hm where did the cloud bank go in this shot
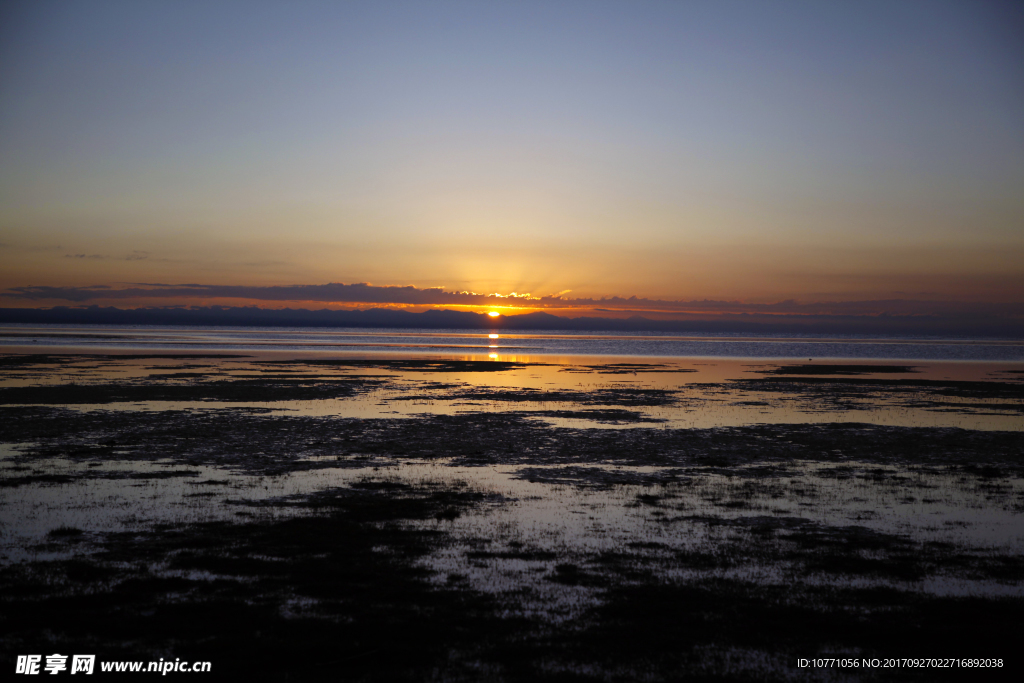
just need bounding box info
[5,282,1023,319]
[2,304,1022,338]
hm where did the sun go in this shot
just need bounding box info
[487,311,500,317]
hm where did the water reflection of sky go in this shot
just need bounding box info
[4,353,1022,431]
[3,324,1024,361]
[3,450,1022,615]
[2,345,1022,616]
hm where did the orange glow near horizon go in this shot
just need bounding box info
[1,4,1022,320]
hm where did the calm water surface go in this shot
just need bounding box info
[3,323,1024,361]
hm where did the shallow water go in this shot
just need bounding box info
[2,345,1022,677]
[4,352,1021,430]
[3,446,1022,616]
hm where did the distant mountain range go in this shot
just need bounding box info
[1,305,1022,338]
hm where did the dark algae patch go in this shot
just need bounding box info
[518,408,668,423]
[256,358,549,372]
[3,406,1024,476]
[0,484,530,682]
[730,371,1024,416]
[764,363,920,375]
[0,353,250,367]
[4,478,1020,681]
[554,582,1022,680]
[738,375,1024,396]
[390,385,682,406]
[560,362,698,374]
[0,377,387,405]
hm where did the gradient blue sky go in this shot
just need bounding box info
[1,0,1022,312]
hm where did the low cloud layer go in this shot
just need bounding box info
[61,251,151,261]
[5,282,1023,319]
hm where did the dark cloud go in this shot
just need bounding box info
[3,281,1022,319]
[57,251,157,262]
[5,282,497,305]
[62,252,150,261]
[1,244,65,251]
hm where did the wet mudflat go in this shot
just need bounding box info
[1,353,1023,680]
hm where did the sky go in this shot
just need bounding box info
[1,0,1022,319]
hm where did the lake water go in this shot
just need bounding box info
[2,323,1024,361]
